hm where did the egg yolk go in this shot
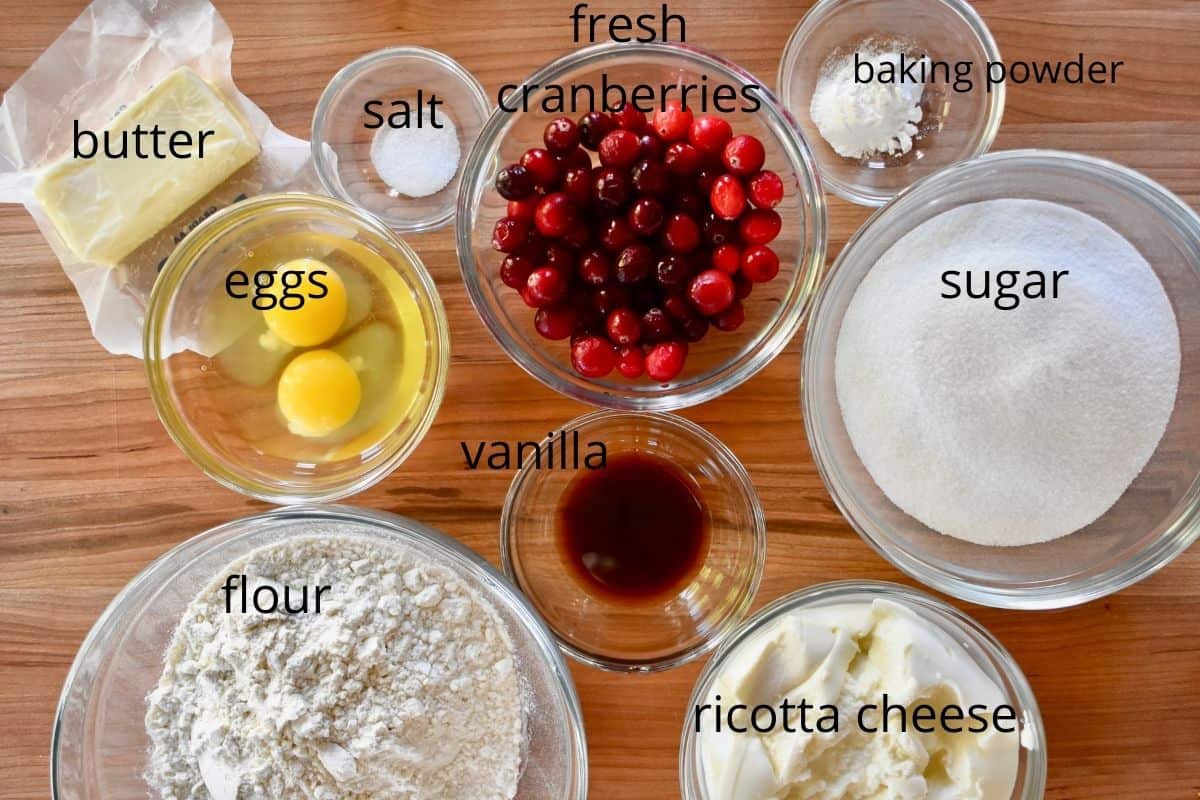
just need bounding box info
[262,258,348,347]
[277,349,362,438]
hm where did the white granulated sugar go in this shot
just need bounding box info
[145,534,524,799]
[809,51,927,159]
[370,111,461,198]
[835,199,1180,546]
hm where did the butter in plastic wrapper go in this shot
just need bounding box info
[0,0,313,357]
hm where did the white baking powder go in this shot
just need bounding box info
[835,199,1180,546]
[810,50,927,159]
[145,534,524,799]
[370,111,460,198]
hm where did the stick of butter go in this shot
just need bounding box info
[34,67,260,265]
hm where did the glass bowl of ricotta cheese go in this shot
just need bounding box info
[680,581,1046,800]
[51,506,588,800]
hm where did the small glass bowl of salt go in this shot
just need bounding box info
[777,0,1004,206]
[313,47,491,233]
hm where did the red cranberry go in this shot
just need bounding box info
[740,244,780,282]
[695,167,720,193]
[651,99,693,141]
[712,301,745,331]
[598,129,641,168]
[544,117,580,155]
[656,254,694,287]
[579,249,612,285]
[535,306,577,340]
[710,174,747,220]
[663,213,701,253]
[703,212,736,246]
[561,167,592,205]
[639,133,666,160]
[672,190,704,218]
[712,243,741,274]
[646,341,687,382]
[688,269,735,315]
[678,313,710,342]
[612,102,647,132]
[628,197,666,235]
[519,232,548,264]
[688,115,733,157]
[631,159,671,197]
[578,111,616,150]
[545,243,576,272]
[561,219,592,249]
[495,164,536,200]
[592,285,631,315]
[571,335,617,378]
[734,272,753,299]
[521,285,540,308]
[748,170,784,209]
[556,147,592,173]
[722,134,766,175]
[520,148,561,187]
[534,192,577,238]
[492,216,530,253]
[606,308,642,346]
[592,167,631,212]
[640,307,677,342]
[617,345,645,378]
[739,208,782,244]
[630,282,659,311]
[615,243,654,284]
[499,254,535,289]
[526,267,569,307]
[663,292,696,321]
[598,216,637,251]
[664,142,704,176]
[507,198,537,222]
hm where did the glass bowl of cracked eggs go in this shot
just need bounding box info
[52,506,588,800]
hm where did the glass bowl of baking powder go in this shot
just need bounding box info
[51,505,588,799]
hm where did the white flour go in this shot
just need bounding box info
[145,534,524,799]
[810,50,927,159]
[835,199,1180,546]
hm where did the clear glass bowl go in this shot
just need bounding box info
[457,42,827,411]
[679,581,1046,799]
[51,505,588,800]
[144,193,449,504]
[778,0,1004,206]
[501,411,766,672]
[803,150,1200,608]
[313,47,491,233]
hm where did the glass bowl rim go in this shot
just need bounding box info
[776,0,1006,207]
[801,148,1200,609]
[499,409,767,672]
[143,191,451,505]
[311,45,492,234]
[456,40,828,411]
[50,504,589,799]
[677,579,1048,800]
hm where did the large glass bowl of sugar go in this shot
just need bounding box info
[802,150,1200,609]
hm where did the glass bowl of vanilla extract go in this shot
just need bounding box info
[500,410,766,672]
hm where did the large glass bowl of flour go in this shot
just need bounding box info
[51,506,588,799]
[803,150,1200,609]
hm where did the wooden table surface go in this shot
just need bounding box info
[2,1,1199,798]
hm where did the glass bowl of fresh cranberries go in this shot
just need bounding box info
[456,42,827,410]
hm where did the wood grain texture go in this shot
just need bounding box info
[1,1,1199,798]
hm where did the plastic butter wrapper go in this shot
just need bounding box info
[0,0,313,357]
